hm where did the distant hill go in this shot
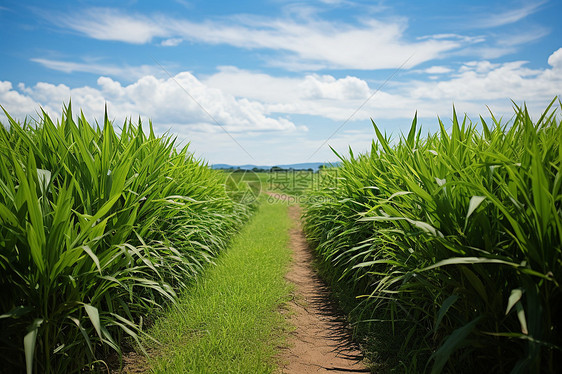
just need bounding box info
[211,162,339,171]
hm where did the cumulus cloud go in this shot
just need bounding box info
[205,66,424,121]
[299,75,370,100]
[0,82,43,119]
[205,48,562,121]
[0,72,298,134]
[410,53,562,105]
[3,48,561,164]
[548,47,562,69]
[13,47,559,130]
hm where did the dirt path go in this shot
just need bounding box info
[279,204,369,373]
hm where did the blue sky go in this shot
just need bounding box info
[1,0,561,165]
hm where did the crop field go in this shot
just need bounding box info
[0,106,253,373]
[1,99,560,374]
[302,100,562,373]
[223,169,263,203]
[265,169,338,198]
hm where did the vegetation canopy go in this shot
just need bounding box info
[0,105,253,373]
[302,99,562,373]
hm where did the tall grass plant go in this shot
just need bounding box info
[0,105,252,373]
[303,99,562,373]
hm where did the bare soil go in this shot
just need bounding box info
[278,204,369,373]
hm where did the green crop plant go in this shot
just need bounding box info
[0,104,252,373]
[303,99,561,373]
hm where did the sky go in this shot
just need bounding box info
[1,0,561,165]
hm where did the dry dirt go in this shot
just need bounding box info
[278,204,369,374]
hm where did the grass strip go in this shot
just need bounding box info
[146,198,292,373]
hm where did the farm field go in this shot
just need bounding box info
[302,100,562,373]
[0,107,254,373]
[2,1,561,373]
[1,100,561,373]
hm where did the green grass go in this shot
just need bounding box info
[146,197,292,374]
[223,169,263,203]
[302,99,562,373]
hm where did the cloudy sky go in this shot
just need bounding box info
[1,0,561,165]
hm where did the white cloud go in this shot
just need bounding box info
[472,1,546,28]
[0,82,43,119]
[424,66,453,74]
[11,47,560,131]
[548,47,562,69]
[57,8,166,44]
[31,58,162,81]
[50,7,464,70]
[205,48,562,122]
[300,75,370,100]
[496,27,550,47]
[161,38,183,47]
[171,16,461,70]
[204,67,391,121]
[4,48,562,164]
[452,27,550,60]
[204,66,301,103]
[318,0,347,5]
[0,72,298,136]
[410,57,561,103]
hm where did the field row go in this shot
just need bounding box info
[0,106,254,373]
[302,100,561,373]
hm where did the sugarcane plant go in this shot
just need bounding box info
[0,104,253,373]
[303,99,561,373]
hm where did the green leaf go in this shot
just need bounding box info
[361,215,443,237]
[0,306,32,319]
[84,304,103,340]
[515,301,528,335]
[329,145,344,162]
[430,317,481,374]
[481,331,561,351]
[434,294,459,334]
[530,140,552,235]
[505,288,524,315]
[69,317,94,357]
[26,223,46,274]
[406,111,418,147]
[82,245,102,274]
[36,168,51,195]
[421,257,519,272]
[0,202,21,227]
[387,191,413,200]
[24,318,43,374]
[466,196,485,221]
[372,120,392,154]
[460,266,488,305]
[480,115,491,140]
[403,175,433,202]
